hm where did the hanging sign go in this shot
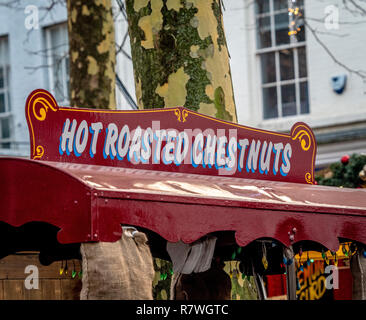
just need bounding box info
[25,89,316,184]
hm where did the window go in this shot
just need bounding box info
[45,23,69,105]
[256,0,309,120]
[0,36,12,149]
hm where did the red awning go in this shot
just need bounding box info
[1,157,366,251]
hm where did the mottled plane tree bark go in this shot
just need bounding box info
[125,0,237,122]
[66,1,156,300]
[124,0,243,300]
[67,0,116,109]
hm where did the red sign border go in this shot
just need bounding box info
[25,89,317,184]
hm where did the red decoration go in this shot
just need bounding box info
[266,274,287,298]
[341,155,350,165]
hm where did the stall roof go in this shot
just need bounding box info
[1,157,366,252]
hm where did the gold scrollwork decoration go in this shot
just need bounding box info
[182,109,189,122]
[292,129,311,151]
[33,145,45,160]
[174,108,189,122]
[305,172,313,184]
[32,97,58,121]
[174,109,181,122]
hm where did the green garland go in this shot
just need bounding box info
[316,154,366,188]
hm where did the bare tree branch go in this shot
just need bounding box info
[304,20,366,79]
[343,0,366,16]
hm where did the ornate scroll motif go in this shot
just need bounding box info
[33,146,45,160]
[26,89,59,160]
[305,172,313,184]
[182,109,189,122]
[174,108,182,122]
[291,126,312,151]
[290,123,316,184]
[32,96,58,121]
[174,108,189,122]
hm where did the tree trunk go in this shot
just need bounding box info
[67,0,116,109]
[125,1,241,300]
[125,0,237,122]
[66,1,132,300]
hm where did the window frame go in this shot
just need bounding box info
[255,0,309,120]
[44,23,70,106]
[0,35,13,149]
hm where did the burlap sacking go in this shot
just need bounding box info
[80,228,155,300]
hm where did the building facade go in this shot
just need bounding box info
[0,0,135,157]
[225,0,366,167]
[0,0,365,168]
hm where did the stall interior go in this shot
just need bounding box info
[0,222,363,300]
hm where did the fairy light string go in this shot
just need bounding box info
[59,259,83,279]
[295,242,360,269]
[288,0,302,36]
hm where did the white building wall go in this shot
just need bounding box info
[114,5,137,110]
[0,0,136,156]
[223,1,253,125]
[223,1,263,128]
[305,0,366,129]
[223,0,366,166]
[223,0,366,133]
[0,0,67,155]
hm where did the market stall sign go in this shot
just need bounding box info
[25,89,317,184]
[296,260,333,300]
